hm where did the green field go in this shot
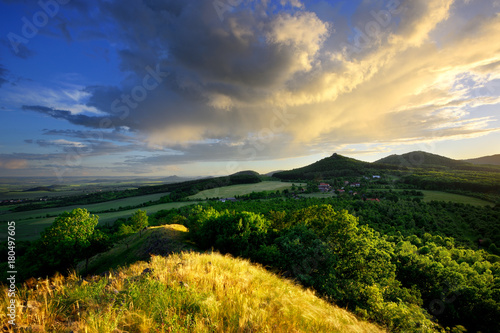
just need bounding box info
[301,189,492,206]
[2,181,492,242]
[419,190,493,206]
[374,189,492,206]
[0,192,171,223]
[0,200,199,241]
[0,177,178,201]
[187,181,306,200]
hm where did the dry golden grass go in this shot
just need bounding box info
[1,225,386,332]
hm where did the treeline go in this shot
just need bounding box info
[12,174,261,212]
[182,202,500,332]
[176,196,500,253]
[400,171,500,195]
[376,151,500,173]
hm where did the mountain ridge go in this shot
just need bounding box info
[273,150,500,180]
[464,154,500,166]
[373,151,469,169]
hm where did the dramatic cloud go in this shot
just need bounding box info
[22,105,132,129]
[1,0,500,176]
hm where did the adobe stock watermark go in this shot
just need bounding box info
[428,281,461,317]
[341,0,405,60]
[53,64,169,181]
[7,0,71,55]
[473,79,500,100]
[213,0,243,22]
[6,221,17,327]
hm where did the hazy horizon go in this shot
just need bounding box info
[1,0,500,179]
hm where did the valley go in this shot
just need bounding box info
[1,150,500,332]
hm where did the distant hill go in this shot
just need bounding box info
[23,185,63,192]
[264,170,284,176]
[464,154,500,166]
[374,151,500,172]
[374,151,469,169]
[273,151,500,181]
[232,170,261,177]
[273,153,389,180]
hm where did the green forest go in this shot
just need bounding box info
[4,194,498,332]
[181,198,500,332]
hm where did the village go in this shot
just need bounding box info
[317,175,382,202]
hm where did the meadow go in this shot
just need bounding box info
[187,181,305,200]
[0,192,171,221]
[0,177,179,201]
[1,181,300,241]
[0,200,199,241]
[301,189,492,206]
[419,190,493,206]
[373,189,493,206]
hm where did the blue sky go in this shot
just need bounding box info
[1,0,500,178]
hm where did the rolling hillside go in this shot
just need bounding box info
[273,153,389,180]
[375,151,500,172]
[464,154,500,166]
[1,225,386,333]
[374,151,470,169]
[273,151,500,181]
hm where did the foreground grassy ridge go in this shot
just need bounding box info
[1,251,385,333]
[77,224,195,275]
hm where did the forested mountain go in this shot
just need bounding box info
[374,151,470,169]
[273,151,500,182]
[375,151,500,172]
[273,153,396,180]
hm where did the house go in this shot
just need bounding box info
[350,183,361,187]
[367,198,380,202]
[344,181,350,185]
[219,197,238,203]
[337,189,345,193]
[318,183,331,192]
[373,175,381,179]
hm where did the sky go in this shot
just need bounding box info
[0,0,499,179]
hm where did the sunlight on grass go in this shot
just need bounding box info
[1,251,385,332]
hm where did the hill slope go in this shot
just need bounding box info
[374,151,469,169]
[464,154,500,166]
[1,225,385,333]
[78,224,196,275]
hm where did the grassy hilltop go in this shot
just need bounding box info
[1,225,384,333]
